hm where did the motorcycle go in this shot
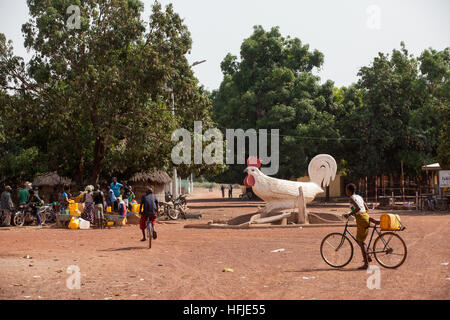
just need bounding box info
[43,204,57,224]
[12,203,47,226]
[158,194,188,220]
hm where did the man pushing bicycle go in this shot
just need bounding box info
[343,183,379,270]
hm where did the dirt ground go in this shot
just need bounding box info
[0,188,449,300]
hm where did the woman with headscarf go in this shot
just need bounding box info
[82,185,95,225]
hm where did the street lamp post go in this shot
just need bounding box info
[167,59,206,199]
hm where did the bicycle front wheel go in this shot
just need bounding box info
[373,232,407,268]
[320,233,354,268]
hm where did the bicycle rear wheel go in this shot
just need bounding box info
[320,233,354,268]
[373,232,407,268]
[147,223,152,249]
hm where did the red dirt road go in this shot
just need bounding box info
[1,189,449,300]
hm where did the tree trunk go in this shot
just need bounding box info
[90,137,106,185]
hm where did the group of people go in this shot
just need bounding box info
[1,183,44,226]
[58,177,136,228]
[220,184,234,198]
[0,177,161,244]
[0,177,136,229]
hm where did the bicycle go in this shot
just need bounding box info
[320,215,407,269]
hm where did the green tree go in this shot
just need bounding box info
[0,0,219,185]
[212,26,341,181]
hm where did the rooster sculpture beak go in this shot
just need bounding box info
[243,168,249,174]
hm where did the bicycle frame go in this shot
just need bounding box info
[340,220,398,255]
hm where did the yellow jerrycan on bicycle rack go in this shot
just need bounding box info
[380,214,402,231]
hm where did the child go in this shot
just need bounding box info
[343,183,379,270]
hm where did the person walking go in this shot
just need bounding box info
[1,186,14,226]
[228,184,233,198]
[221,185,225,198]
[93,185,105,229]
[139,187,159,242]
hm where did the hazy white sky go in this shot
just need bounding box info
[1,0,449,91]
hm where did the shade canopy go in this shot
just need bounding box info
[421,163,441,171]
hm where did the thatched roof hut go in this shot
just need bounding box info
[129,171,172,185]
[129,170,172,202]
[32,172,72,203]
[32,171,71,187]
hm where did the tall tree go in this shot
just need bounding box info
[212,26,341,181]
[0,0,218,184]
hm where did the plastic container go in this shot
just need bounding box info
[116,218,127,226]
[106,206,112,213]
[79,218,90,230]
[131,203,140,213]
[68,217,80,229]
[380,214,402,231]
[106,221,114,227]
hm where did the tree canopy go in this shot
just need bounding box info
[211,27,449,182]
[0,0,220,186]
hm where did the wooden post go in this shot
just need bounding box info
[365,176,368,204]
[416,191,419,211]
[375,176,378,209]
[401,161,405,202]
[297,186,308,224]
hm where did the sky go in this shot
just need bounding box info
[1,0,449,91]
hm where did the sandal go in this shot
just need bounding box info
[358,265,369,270]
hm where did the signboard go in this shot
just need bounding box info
[439,170,450,188]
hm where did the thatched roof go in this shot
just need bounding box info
[32,171,71,187]
[129,170,172,185]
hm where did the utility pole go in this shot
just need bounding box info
[167,60,207,199]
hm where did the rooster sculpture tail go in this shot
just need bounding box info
[308,154,337,188]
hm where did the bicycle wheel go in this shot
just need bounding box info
[320,233,354,268]
[373,232,407,268]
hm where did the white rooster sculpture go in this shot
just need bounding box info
[244,154,337,215]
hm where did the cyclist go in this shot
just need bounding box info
[343,183,379,270]
[139,187,159,242]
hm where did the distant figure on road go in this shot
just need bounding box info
[221,185,225,198]
[228,184,233,198]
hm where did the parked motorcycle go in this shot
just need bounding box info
[158,194,188,220]
[12,203,47,226]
